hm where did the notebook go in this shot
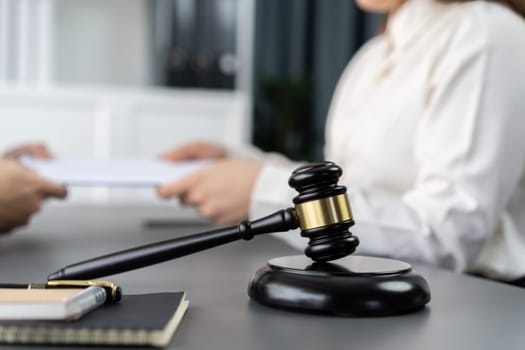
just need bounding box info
[0,286,106,321]
[0,292,189,347]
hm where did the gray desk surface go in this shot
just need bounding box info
[0,205,524,349]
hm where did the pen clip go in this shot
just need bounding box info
[43,280,122,303]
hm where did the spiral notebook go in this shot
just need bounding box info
[0,292,189,347]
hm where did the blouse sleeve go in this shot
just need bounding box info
[350,17,525,272]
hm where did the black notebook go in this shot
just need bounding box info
[0,292,188,347]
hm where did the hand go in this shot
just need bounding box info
[157,160,261,225]
[3,143,53,159]
[160,141,227,162]
[0,159,67,233]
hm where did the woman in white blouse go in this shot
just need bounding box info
[158,0,525,283]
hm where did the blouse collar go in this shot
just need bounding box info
[386,0,448,51]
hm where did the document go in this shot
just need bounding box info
[21,157,209,187]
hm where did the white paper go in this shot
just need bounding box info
[21,157,209,187]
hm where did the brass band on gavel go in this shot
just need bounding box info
[294,194,353,230]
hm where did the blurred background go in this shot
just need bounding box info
[0,0,379,203]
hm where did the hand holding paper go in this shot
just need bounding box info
[158,142,261,224]
[0,158,67,233]
[157,160,261,225]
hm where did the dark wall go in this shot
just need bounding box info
[253,0,381,161]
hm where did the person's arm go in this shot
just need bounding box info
[344,17,525,274]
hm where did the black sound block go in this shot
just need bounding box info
[248,255,430,317]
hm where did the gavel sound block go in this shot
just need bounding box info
[48,162,430,316]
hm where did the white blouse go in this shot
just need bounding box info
[234,0,525,280]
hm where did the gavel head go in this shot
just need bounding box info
[288,161,359,262]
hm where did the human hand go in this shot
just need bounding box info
[157,160,261,225]
[3,143,53,159]
[0,159,67,233]
[160,141,228,162]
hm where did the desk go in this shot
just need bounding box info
[0,205,524,349]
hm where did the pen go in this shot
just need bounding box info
[0,280,122,303]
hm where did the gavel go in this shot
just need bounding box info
[48,161,430,316]
[48,162,358,280]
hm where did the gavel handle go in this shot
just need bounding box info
[47,208,299,281]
